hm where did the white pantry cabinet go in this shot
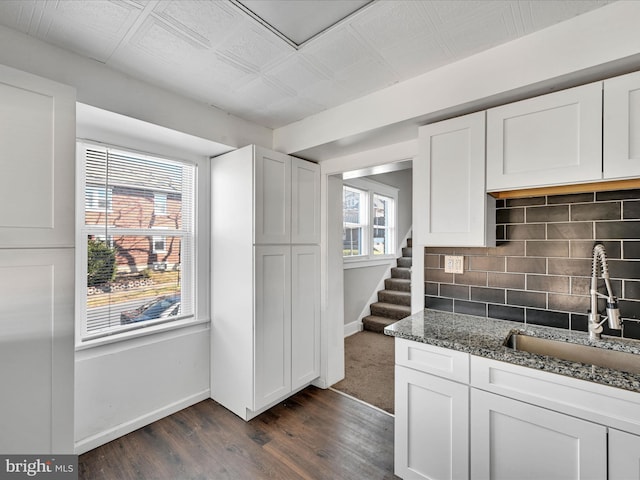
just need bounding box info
[394,339,469,480]
[0,64,75,453]
[604,69,640,179]
[211,145,320,420]
[486,82,602,191]
[416,111,495,247]
[470,389,606,480]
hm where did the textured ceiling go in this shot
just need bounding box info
[0,0,614,129]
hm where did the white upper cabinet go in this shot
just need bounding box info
[254,146,292,244]
[291,157,320,244]
[604,70,640,179]
[416,111,495,247]
[0,64,75,248]
[486,82,602,191]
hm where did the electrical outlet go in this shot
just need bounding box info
[444,255,464,274]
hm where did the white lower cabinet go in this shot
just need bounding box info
[470,389,606,480]
[609,428,640,479]
[396,341,640,480]
[395,366,469,480]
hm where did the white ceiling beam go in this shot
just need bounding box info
[273,1,640,156]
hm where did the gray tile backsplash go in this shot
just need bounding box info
[425,189,640,340]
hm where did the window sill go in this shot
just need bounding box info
[75,316,210,352]
[343,256,396,269]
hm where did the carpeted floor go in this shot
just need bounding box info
[331,330,395,414]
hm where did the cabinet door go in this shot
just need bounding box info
[0,249,74,453]
[395,366,469,480]
[254,147,291,244]
[604,70,640,179]
[0,63,75,248]
[254,246,292,410]
[291,157,320,244]
[609,428,640,480]
[291,245,320,389]
[416,111,495,247]
[486,82,602,191]
[470,389,606,480]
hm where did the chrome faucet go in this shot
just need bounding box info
[588,244,622,340]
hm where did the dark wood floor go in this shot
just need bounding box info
[79,386,399,480]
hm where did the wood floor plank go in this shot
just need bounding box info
[79,386,400,480]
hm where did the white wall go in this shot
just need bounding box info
[74,107,215,454]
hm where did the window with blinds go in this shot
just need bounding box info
[79,142,195,340]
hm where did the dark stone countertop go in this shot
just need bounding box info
[384,309,640,394]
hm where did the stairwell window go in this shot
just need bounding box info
[78,141,195,341]
[343,178,397,264]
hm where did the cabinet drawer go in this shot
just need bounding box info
[396,338,469,383]
[471,355,640,436]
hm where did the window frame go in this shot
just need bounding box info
[76,140,199,346]
[343,177,398,267]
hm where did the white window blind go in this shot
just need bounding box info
[79,142,195,340]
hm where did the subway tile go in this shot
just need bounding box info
[526,309,569,329]
[607,260,640,280]
[496,207,524,224]
[548,258,591,276]
[527,274,569,293]
[547,222,593,240]
[454,300,487,317]
[623,200,640,219]
[506,196,546,207]
[507,257,546,274]
[440,284,470,300]
[507,290,546,308]
[454,270,487,286]
[587,278,623,296]
[454,247,490,256]
[495,199,506,208]
[425,247,455,254]
[471,286,505,304]
[488,304,524,323]
[571,277,591,295]
[596,189,640,201]
[468,255,505,272]
[425,296,453,312]
[570,241,621,259]
[620,299,640,320]
[547,192,594,204]
[548,293,590,314]
[623,319,640,340]
[571,202,621,221]
[570,313,589,332]
[624,241,640,259]
[526,241,569,257]
[425,282,439,296]
[425,254,441,268]
[491,241,525,256]
[625,280,640,300]
[596,220,640,239]
[506,224,546,240]
[601,322,623,337]
[425,269,454,283]
[526,205,569,223]
[496,225,505,241]
[488,272,525,289]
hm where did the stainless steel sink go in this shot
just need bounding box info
[504,333,640,375]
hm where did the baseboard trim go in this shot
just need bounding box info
[74,389,211,454]
[344,321,362,337]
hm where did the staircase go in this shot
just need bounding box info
[362,239,412,333]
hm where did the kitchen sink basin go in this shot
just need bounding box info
[504,333,640,375]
